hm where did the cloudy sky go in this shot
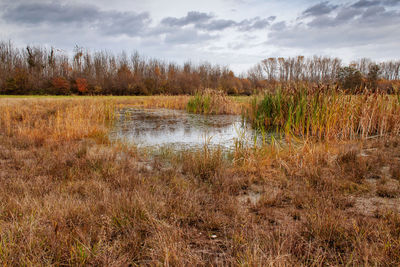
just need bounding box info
[0,0,399,73]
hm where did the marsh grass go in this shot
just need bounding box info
[187,89,241,115]
[247,89,400,140]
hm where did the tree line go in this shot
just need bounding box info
[249,56,400,93]
[0,41,399,95]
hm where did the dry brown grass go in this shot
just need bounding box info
[114,95,191,110]
[0,97,400,265]
[0,98,114,143]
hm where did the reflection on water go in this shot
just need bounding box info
[110,108,256,149]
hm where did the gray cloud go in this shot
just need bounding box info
[302,0,400,23]
[351,0,379,8]
[161,11,272,31]
[362,6,386,18]
[307,7,362,27]
[100,11,151,37]
[352,0,400,8]
[305,0,400,28]
[197,17,272,31]
[2,2,270,47]
[236,16,273,31]
[197,19,236,31]
[302,1,339,17]
[384,0,400,6]
[161,11,213,27]
[268,1,400,50]
[2,2,151,37]
[335,8,362,22]
[3,2,100,24]
[151,11,273,47]
[2,1,273,49]
[164,28,218,44]
[271,21,286,31]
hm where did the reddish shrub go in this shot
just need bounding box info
[52,77,70,94]
[76,78,88,94]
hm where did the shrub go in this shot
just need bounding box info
[5,68,30,94]
[52,77,71,95]
[76,78,88,94]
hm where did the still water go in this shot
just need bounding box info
[110,108,257,150]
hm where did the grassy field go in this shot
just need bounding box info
[1,95,400,265]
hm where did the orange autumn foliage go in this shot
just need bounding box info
[76,78,88,93]
[52,77,70,94]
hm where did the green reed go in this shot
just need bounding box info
[186,93,211,114]
[246,89,400,140]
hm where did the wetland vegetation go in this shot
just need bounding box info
[1,91,400,265]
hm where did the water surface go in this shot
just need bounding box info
[110,108,256,150]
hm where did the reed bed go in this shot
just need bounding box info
[186,89,242,115]
[246,90,400,140]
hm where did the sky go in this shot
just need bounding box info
[0,0,399,74]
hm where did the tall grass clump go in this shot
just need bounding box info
[187,93,211,114]
[181,144,224,183]
[246,89,400,140]
[186,89,240,115]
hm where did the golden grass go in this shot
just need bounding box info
[113,95,191,110]
[0,97,400,265]
[0,98,114,144]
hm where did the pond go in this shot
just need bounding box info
[110,108,258,150]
